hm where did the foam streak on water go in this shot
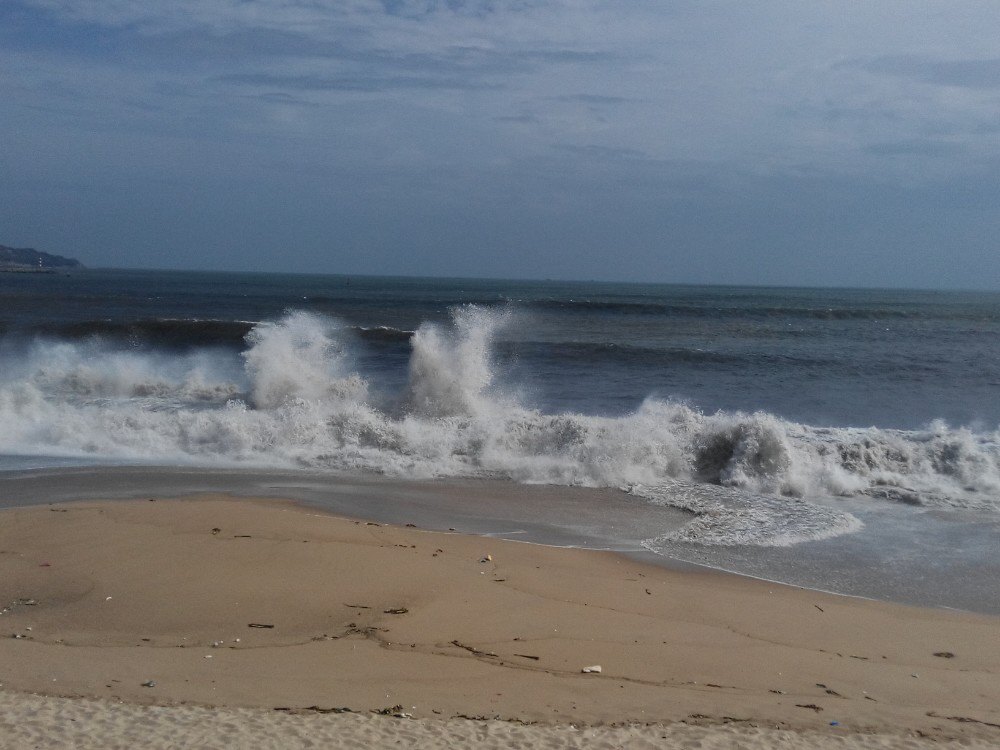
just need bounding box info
[1,307,999,546]
[630,480,863,547]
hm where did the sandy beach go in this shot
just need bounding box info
[1,494,998,748]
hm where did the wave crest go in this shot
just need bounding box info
[243,311,367,409]
[405,305,510,418]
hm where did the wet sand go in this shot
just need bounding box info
[2,465,999,614]
[1,494,998,748]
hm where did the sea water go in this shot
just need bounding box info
[0,269,998,600]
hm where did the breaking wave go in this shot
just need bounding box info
[2,307,999,546]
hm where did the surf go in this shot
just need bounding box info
[1,306,998,547]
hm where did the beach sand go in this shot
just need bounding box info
[1,495,998,748]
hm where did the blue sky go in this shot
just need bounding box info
[2,1,999,287]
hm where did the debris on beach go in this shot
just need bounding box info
[581,665,602,674]
[933,651,956,658]
[383,607,408,615]
[925,711,1000,729]
[141,680,156,688]
[210,528,220,535]
[275,706,353,714]
[451,640,498,658]
[480,554,492,563]
[248,623,274,628]
[372,705,413,718]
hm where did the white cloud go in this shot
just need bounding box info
[5,0,1000,283]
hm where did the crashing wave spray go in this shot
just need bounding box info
[243,311,367,408]
[405,305,511,418]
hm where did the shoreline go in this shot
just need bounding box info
[1,493,998,747]
[0,472,963,615]
[2,465,999,615]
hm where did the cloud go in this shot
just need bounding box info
[241,91,319,107]
[219,72,501,92]
[7,2,998,171]
[547,94,632,105]
[550,143,648,160]
[864,55,1000,89]
[863,140,966,157]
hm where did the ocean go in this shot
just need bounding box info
[1,269,998,609]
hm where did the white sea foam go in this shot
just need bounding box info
[630,480,863,547]
[2,308,999,545]
[243,311,367,409]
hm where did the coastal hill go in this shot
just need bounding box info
[0,244,83,272]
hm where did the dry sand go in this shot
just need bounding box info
[1,495,998,748]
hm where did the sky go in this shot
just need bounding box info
[2,1,999,288]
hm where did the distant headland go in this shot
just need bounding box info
[0,244,84,273]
